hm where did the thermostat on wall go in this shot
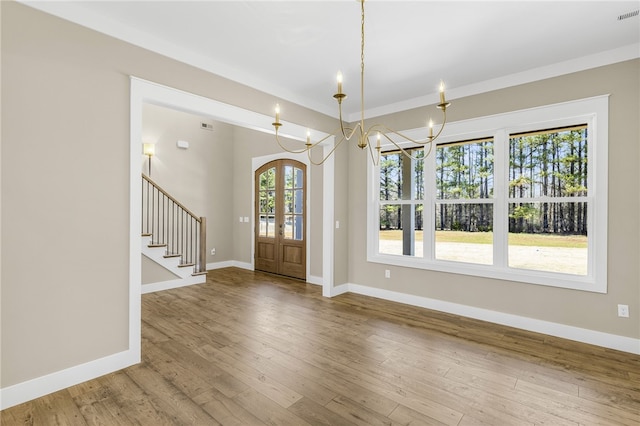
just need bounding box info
[177,140,189,149]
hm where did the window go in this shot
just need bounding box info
[379,149,424,257]
[435,138,494,265]
[368,96,608,292]
[508,126,588,275]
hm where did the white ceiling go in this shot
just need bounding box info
[23,1,640,121]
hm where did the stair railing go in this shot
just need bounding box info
[142,174,206,274]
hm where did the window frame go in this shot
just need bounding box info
[378,149,426,257]
[367,95,608,293]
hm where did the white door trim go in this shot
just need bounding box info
[129,76,335,295]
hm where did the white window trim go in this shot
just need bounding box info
[368,95,608,293]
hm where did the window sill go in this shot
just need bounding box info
[367,253,606,293]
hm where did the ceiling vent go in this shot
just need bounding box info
[617,9,639,20]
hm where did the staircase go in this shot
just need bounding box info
[141,174,207,293]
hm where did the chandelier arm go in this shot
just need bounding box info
[307,136,349,166]
[379,132,427,162]
[274,129,312,154]
[337,102,362,142]
[307,126,359,152]
[365,134,381,166]
[430,108,449,142]
[425,137,435,158]
[378,126,434,147]
[308,133,337,149]
[337,101,349,140]
[381,107,449,146]
[276,125,354,156]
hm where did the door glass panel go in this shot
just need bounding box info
[284,189,293,213]
[259,193,267,212]
[258,167,277,237]
[284,215,292,238]
[267,215,275,237]
[294,167,304,237]
[259,185,268,237]
[294,167,304,188]
[260,167,276,190]
[259,212,276,237]
[283,215,304,241]
[294,189,303,214]
[284,165,293,189]
[284,166,304,240]
[294,215,303,240]
[267,191,275,213]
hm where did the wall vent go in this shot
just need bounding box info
[617,9,639,20]
[201,122,213,131]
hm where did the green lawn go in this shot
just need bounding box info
[379,230,587,249]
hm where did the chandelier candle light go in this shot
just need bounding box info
[272,0,451,165]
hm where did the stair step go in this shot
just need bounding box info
[192,271,208,276]
[178,263,195,268]
[148,243,167,248]
[141,233,152,237]
[163,253,181,259]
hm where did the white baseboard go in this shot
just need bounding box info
[343,283,640,355]
[0,349,139,411]
[307,275,323,286]
[327,283,350,297]
[141,274,206,294]
[207,260,253,271]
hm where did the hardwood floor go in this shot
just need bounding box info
[3,267,640,425]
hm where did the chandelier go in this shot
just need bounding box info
[272,0,450,166]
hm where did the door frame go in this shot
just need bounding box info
[130,77,336,299]
[252,153,311,281]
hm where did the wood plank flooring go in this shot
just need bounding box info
[3,267,640,425]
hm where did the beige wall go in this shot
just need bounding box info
[2,2,132,386]
[348,60,640,339]
[333,139,351,286]
[141,104,234,265]
[141,255,178,285]
[1,2,335,389]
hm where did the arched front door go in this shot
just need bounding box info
[255,159,306,280]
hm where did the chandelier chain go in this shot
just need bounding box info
[272,0,451,166]
[361,0,365,127]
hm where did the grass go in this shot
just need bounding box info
[379,230,587,249]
